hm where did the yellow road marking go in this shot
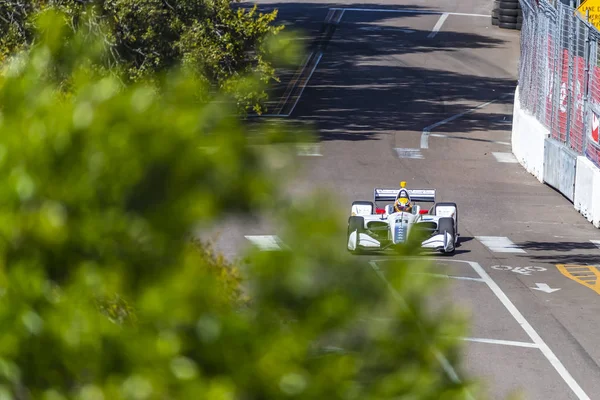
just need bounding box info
[556,264,600,295]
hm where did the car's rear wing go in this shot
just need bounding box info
[374,188,436,203]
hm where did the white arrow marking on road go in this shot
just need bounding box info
[531,283,561,293]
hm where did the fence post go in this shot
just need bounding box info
[584,11,590,152]
[567,0,575,147]
[552,6,562,137]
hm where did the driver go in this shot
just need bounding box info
[394,191,412,213]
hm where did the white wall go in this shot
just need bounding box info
[574,156,600,228]
[511,87,550,182]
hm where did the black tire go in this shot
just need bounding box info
[498,1,520,9]
[499,8,520,16]
[351,200,374,215]
[499,14,518,23]
[516,22,522,30]
[517,16,523,22]
[347,216,365,254]
[438,217,455,254]
[492,16,499,26]
[499,22,519,29]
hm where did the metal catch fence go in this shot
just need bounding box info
[518,0,600,167]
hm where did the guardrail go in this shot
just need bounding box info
[515,0,600,227]
[518,0,600,166]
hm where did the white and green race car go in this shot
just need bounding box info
[347,183,458,254]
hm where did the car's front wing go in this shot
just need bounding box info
[348,231,454,253]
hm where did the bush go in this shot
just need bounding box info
[0,9,478,400]
[0,0,298,114]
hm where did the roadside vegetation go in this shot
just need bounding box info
[0,4,482,399]
[0,0,297,115]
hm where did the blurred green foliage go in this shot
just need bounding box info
[0,0,300,114]
[0,7,482,400]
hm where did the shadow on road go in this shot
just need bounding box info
[517,241,600,265]
[246,2,517,142]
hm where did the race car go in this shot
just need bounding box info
[347,182,458,254]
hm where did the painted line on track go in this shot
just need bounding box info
[296,143,322,156]
[556,264,600,295]
[492,152,519,163]
[469,260,591,400]
[417,272,485,282]
[371,257,590,400]
[428,13,449,38]
[329,7,488,17]
[475,236,526,253]
[421,93,513,149]
[462,337,539,348]
[395,148,424,159]
[244,235,283,250]
[428,133,511,146]
[275,53,314,115]
[286,52,324,117]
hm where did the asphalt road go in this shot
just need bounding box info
[210,1,600,398]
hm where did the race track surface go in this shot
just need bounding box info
[207,1,600,398]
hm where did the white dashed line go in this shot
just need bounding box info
[428,13,449,38]
[244,235,283,250]
[296,143,322,156]
[462,337,539,348]
[395,148,424,159]
[475,236,526,253]
[329,7,488,17]
[492,152,518,163]
[287,52,324,117]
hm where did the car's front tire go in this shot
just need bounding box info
[347,216,365,255]
[438,217,455,254]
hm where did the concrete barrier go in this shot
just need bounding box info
[511,87,550,182]
[573,156,600,228]
[543,138,578,202]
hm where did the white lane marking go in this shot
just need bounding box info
[275,52,314,116]
[476,236,526,253]
[428,133,511,146]
[296,143,322,156]
[591,239,600,250]
[417,272,485,282]
[286,52,324,117]
[395,148,424,159]
[369,261,475,399]
[334,9,345,24]
[469,261,591,400]
[428,13,449,38]
[492,152,518,163]
[462,337,539,348]
[329,7,488,17]
[244,235,282,250]
[421,94,512,149]
[325,9,335,23]
[359,26,416,33]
